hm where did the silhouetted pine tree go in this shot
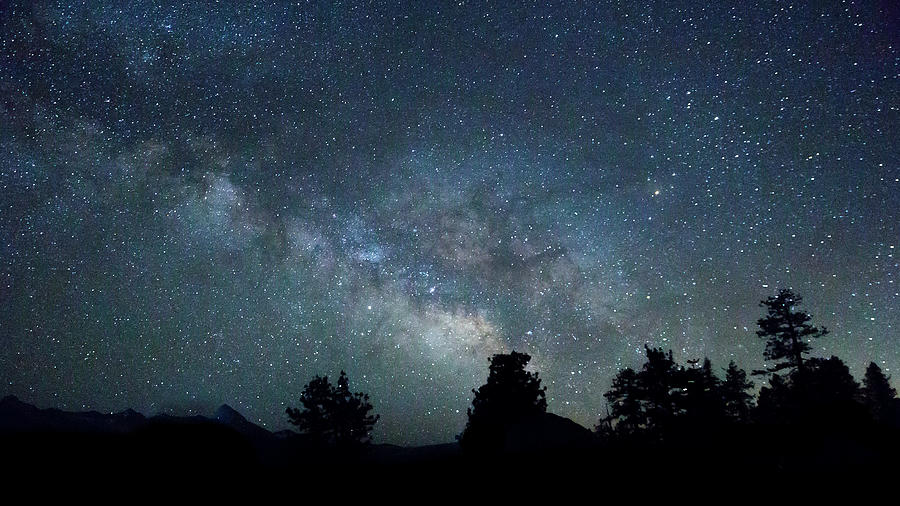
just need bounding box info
[331,371,380,447]
[286,371,379,449]
[602,367,644,435]
[756,356,862,426]
[286,375,332,443]
[755,289,828,378]
[755,373,792,424]
[680,358,725,425]
[602,346,718,438]
[640,347,683,432]
[804,356,860,402]
[721,361,754,423]
[459,351,547,453]
[862,362,898,424]
[802,356,862,423]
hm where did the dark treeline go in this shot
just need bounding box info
[279,288,900,477]
[593,290,899,441]
[2,288,898,482]
[443,289,900,479]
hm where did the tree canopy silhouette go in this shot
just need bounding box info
[601,366,643,436]
[755,289,828,376]
[721,360,754,423]
[459,351,547,453]
[286,370,379,449]
[756,355,863,425]
[601,346,749,438]
[635,347,683,431]
[680,358,726,425]
[862,362,898,425]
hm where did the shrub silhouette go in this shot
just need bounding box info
[286,370,379,449]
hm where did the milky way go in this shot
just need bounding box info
[1,1,897,445]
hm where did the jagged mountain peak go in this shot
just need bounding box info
[215,403,244,422]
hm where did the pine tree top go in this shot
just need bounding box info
[755,289,828,375]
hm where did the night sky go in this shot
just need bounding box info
[1,1,897,446]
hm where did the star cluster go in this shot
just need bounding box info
[1,1,897,445]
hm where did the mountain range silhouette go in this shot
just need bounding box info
[0,395,605,473]
[3,394,897,484]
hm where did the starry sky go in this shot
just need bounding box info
[1,0,897,445]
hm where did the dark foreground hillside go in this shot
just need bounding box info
[2,395,898,486]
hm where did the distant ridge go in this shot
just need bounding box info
[0,395,284,437]
[0,394,148,433]
[0,395,617,473]
[215,403,274,441]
